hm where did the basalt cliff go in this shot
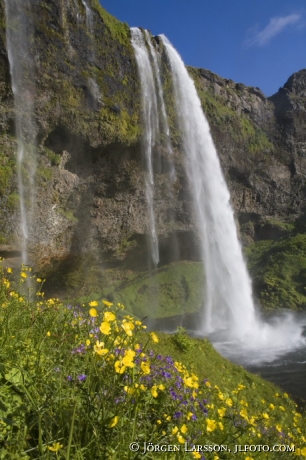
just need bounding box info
[0,0,306,314]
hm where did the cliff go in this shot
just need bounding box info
[0,0,306,313]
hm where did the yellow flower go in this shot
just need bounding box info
[206,419,217,432]
[177,434,185,444]
[150,332,159,343]
[269,403,275,410]
[262,412,269,419]
[21,272,27,278]
[187,412,194,420]
[122,350,136,368]
[245,457,253,460]
[104,311,116,322]
[109,416,118,428]
[225,398,233,407]
[89,300,98,307]
[141,361,150,375]
[192,453,201,459]
[158,384,165,390]
[172,426,178,435]
[102,300,113,307]
[218,422,224,431]
[217,407,226,417]
[121,320,134,336]
[218,392,224,400]
[89,308,98,317]
[114,360,126,374]
[93,341,109,356]
[124,386,135,395]
[275,424,282,432]
[7,267,12,273]
[48,442,63,452]
[180,424,188,434]
[151,385,158,398]
[100,321,111,335]
[46,331,51,337]
[240,408,249,420]
[279,406,285,411]
[86,339,91,346]
[36,277,42,282]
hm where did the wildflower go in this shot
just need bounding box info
[100,321,111,335]
[121,320,134,336]
[104,311,116,322]
[36,277,42,282]
[114,360,126,374]
[94,341,109,356]
[109,416,118,428]
[192,453,201,459]
[206,419,217,432]
[77,374,86,382]
[150,332,159,343]
[181,424,188,434]
[279,406,285,411]
[122,350,136,368]
[103,300,113,307]
[21,272,27,278]
[218,422,224,430]
[225,397,233,407]
[217,407,226,417]
[7,267,12,273]
[89,300,98,307]
[177,434,185,444]
[89,308,98,317]
[172,426,179,435]
[46,331,51,337]
[141,361,150,375]
[151,385,158,398]
[262,413,269,419]
[48,442,63,452]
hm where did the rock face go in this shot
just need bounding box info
[0,0,306,310]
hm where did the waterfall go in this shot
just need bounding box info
[161,35,255,339]
[130,30,305,356]
[4,0,36,265]
[131,28,160,266]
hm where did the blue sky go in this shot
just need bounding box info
[99,0,305,96]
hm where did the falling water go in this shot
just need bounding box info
[4,0,36,265]
[144,31,175,179]
[131,28,160,266]
[158,35,305,358]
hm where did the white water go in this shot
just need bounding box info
[144,31,175,180]
[160,35,305,360]
[4,0,36,265]
[131,28,160,266]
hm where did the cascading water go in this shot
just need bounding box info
[129,30,305,361]
[4,0,36,265]
[144,31,175,179]
[160,35,305,359]
[161,35,255,339]
[131,28,160,267]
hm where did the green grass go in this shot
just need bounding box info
[0,263,306,459]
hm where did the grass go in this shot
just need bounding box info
[0,263,306,459]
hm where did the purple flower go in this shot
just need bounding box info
[67,375,73,381]
[77,374,87,382]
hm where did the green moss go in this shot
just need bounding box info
[58,208,78,223]
[91,0,130,47]
[0,150,15,196]
[188,67,273,156]
[44,147,61,166]
[7,193,19,210]
[246,233,306,310]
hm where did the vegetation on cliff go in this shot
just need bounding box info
[1,264,306,459]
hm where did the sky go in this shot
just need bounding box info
[99,0,306,97]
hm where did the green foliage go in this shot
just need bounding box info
[0,150,15,196]
[172,327,195,352]
[246,233,306,310]
[7,193,19,210]
[0,265,305,459]
[58,207,78,223]
[188,68,273,156]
